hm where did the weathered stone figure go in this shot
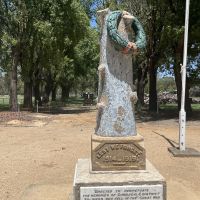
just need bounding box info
[96,9,146,137]
[91,9,146,171]
[73,10,166,200]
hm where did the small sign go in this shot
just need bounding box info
[80,185,163,200]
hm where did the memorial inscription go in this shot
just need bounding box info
[80,185,163,200]
[95,143,143,165]
[91,135,146,171]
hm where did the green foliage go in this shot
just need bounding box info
[0,0,99,106]
[0,76,9,95]
[160,103,200,112]
[1,0,198,109]
[74,29,99,75]
[157,77,176,93]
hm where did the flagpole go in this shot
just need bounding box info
[179,0,190,151]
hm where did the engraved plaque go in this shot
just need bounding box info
[92,137,146,171]
[95,143,144,166]
[80,185,163,200]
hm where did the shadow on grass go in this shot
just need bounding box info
[0,105,96,115]
[1,101,200,122]
[0,97,96,114]
[34,104,96,115]
[136,104,200,123]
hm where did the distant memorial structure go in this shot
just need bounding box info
[72,8,166,200]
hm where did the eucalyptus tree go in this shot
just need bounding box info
[51,0,92,101]
[156,0,200,112]
[0,0,40,111]
[0,0,99,109]
[172,0,199,112]
[27,0,98,102]
[121,0,169,111]
[73,28,99,94]
[0,0,46,109]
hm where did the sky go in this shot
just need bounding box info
[90,18,97,28]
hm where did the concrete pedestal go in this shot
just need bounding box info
[73,159,166,200]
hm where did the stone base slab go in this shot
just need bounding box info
[168,147,200,157]
[91,134,146,171]
[73,159,166,200]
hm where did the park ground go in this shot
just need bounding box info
[0,107,199,200]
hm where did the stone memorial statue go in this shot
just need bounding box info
[96,9,146,137]
[91,8,147,171]
[72,9,166,200]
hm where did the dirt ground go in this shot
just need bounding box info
[0,109,199,200]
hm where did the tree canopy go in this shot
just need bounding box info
[0,0,99,110]
[0,0,199,113]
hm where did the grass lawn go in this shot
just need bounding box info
[0,96,87,111]
[1,95,199,113]
[60,97,84,105]
[0,95,24,111]
[160,103,200,111]
[192,104,200,110]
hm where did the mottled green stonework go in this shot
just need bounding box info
[106,11,146,50]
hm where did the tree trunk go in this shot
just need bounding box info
[185,78,192,113]
[61,85,71,102]
[43,74,54,102]
[10,47,19,112]
[34,81,42,106]
[146,19,159,112]
[174,57,182,110]
[52,86,57,101]
[44,84,51,103]
[137,61,148,107]
[23,80,33,109]
[148,60,157,112]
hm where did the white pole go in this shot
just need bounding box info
[179,0,190,151]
